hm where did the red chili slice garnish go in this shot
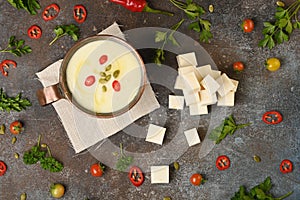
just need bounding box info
[84,75,96,86]
[216,155,230,170]
[0,59,17,76]
[280,159,293,174]
[0,161,7,176]
[42,3,60,21]
[27,25,42,39]
[112,80,121,92]
[99,55,108,65]
[262,111,283,125]
[73,5,87,23]
[128,166,144,187]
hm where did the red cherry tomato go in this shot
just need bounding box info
[99,55,108,65]
[73,5,87,23]
[42,3,60,21]
[90,163,104,177]
[84,75,96,86]
[128,166,144,187]
[280,159,293,174]
[242,19,255,33]
[233,61,245,72]
[262,111,283,125]
[9,121,23,135]
[27,25,42,39]
[112,80,121,92]
[216,155,230,170]
[0,161,7,176]
[190,173,203,186]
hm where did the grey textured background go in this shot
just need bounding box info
[0,0,299,199]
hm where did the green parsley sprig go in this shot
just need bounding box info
[154,19,185,65]
[115,143,133,171]
[23,135,64,172]
[49,24,80,46]
[0,88,31,112]
[169,0,213,42]
[209,115,251,144]
[232,177,293,200]
[259,1,300,49]
[7,0,41,15]
[0,36,32,57]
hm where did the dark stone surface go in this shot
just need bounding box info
[0,0,299,199]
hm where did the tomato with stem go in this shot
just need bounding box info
[90,163,104,177]
[9,121,23,134]
[265,57,281,71]
[233,61,245,72]
[50,183,65,198]
[190,173,205,186]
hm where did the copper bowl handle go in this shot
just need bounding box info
[36,84,63,106]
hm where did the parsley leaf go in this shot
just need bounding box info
[259,1,300,49]
[49,24,80,46]
[209,115,250,144]
[7,0,40,15]
[0,36,32,57]
[0,88,31,112]
[115,143,133,171]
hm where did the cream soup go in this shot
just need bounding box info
[66,39,144,114]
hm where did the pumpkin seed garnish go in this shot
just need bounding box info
[276,1,285,7]
[0,124,5,134]
[113,70,120,78]
[173,161,180,170]
[253,155,261,162]
[102,85,107,92]
[100,72,106,77]
[14,152,19,159]
[99,78,107,84]
[209,5,214,13]
[105,64,112,71]
[20,193,27,200]
[105,74,112,81]
[12,136,17,144]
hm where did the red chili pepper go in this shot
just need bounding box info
[42,3,60,21]
[0,59,17,76]
[262,111,283,125]
[74,5,87,23]
[27,25,42,39]
[110,0,173,16]
[216,155,230,171]
[280,159,293,174]
[128,166,144,187]
[0,161,7,176]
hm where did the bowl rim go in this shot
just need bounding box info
[59,34,147,118]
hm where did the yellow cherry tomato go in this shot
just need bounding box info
[266,57,281,71]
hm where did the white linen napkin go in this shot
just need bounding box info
[36,22,160,153]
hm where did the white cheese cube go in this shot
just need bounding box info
[174,75,185,90]
[231,79,239,92]
[182,72,201,92]
[209,70,221,79]
[178,66,195,75]
[196,65,212,78]
[216,74,236,97]
[145,124,166,145]
[200,75,220,95]
[169,95,185,110]
[183,89,200,105]
[176,52,198,68]
[189,102,208,115]
[199,90,217,105]
[217,91,235,106]
[184,128,201,146]
[151,166,169,184]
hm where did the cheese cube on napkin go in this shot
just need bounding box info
[151,166,169,184]
[196,64,212,78]
[200,75,220,95]
[168,95,185,110]
[199,90,217,105]
[216,74,236,97]
[184,128,201,146]
[176,52,198,68]
[182,72,201,92]
[189,102,208,115]
[217,91,235,106]
[183,89,200,105]
[145,124,166,145]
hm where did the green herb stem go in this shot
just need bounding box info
[49,34,66,46]
[275,191,293,200]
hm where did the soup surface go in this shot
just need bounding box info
[66,38,144,114]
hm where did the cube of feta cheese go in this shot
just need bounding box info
[169,95,185,110]
[145,124,166,145]
[200,75,220,95]
[151,166,169,184]
[183,89,200,105]
[176,52,198,68]
[174,75,185,90]
[178,66,195,75]
[182,72,201,92]
[189,102,208,115]
[196,64,212,78]
[199,90,217,105]
[231,79,239,92]
[209,70,221,79]
[216,73,236,97]
[217,91,235,106]
[184,128,201,146]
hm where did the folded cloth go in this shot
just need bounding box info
[36,22,160,153]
